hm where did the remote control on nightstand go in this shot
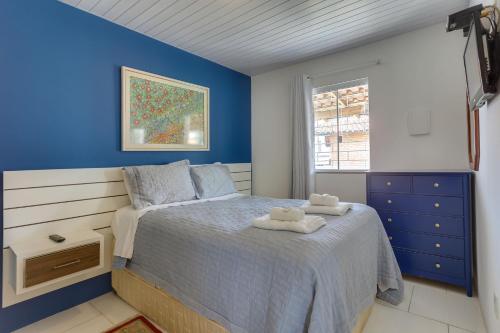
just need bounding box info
[49,234,66,243]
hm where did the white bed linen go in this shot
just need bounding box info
[112,193,244,259]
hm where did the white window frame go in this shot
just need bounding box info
[312,78,370,173]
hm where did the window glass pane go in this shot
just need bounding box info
[312,78,369,170]
[338,83,370,170]
[313,91,338,169]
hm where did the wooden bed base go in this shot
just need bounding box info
[112,269,373,333]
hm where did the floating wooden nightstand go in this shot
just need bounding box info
[9,230,104,295]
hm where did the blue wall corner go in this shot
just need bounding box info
[0,1,251,331]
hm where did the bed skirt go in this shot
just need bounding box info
[112,269,374,333]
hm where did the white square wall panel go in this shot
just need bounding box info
[407,108,431,136]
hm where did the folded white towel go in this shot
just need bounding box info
[252,214,326,234]
[270,207,305,221]
[309,193,339,207]
[301,202,353,216]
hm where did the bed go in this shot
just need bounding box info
[111,194,403,333]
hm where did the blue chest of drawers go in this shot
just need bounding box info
[366,171,474,296]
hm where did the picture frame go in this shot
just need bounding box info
[121,66,209,151]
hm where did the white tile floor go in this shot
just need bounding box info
[13,293,166,333]
[14,277,487,333]
[368,277,488,333]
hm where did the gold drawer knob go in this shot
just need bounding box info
[433,182,440,188]
[435,223,441,228]
[387,199,392,204]
[387,218,392,222]
[435,243,441,248]
[434,202,440,208]
[386,181,392,186]
[435,263,441,269]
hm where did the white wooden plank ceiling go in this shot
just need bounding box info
[60,0,468,75]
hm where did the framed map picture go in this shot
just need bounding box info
[122,66,209,151]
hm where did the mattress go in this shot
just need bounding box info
[117,195,403,333]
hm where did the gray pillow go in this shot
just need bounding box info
[190,164,237,199]
[123,160,196,209]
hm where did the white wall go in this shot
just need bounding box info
[252,23,469,201]
[469,3,500,332]
[315,172,367,203]
[474,89,500,333]
[465,1,500,332]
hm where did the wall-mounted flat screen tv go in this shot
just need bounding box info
[464,17,496,110]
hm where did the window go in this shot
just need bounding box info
[312,78,370,171]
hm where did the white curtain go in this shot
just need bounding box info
[291,74,315,199]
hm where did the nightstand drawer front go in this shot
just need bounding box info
[369,175,411,193]
[413,176,463,196]
[25,242,100,288]
[370,193,463,216]
[379,211,464,236]
[394,248,465,279]
[387,230,464,258]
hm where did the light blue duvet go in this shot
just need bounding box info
[116,196,403,333]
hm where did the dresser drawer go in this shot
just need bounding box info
[369,175,411,193]
[413,176,463,196]
[378,211,464,237]
[24,242,100,288]
[387,230,464,258]
[370,193,463,216]
[394,248,464,279]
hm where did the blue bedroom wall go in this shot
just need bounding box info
[0,1,251,331]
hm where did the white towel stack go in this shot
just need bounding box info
[309,193,339,207]
[252,214,326,234]
[302,193,352,216]
[270,207,305,222]
[252,206,325,233]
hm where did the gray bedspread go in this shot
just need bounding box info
[119,196,403,333]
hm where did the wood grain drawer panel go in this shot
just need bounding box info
[369,175,412,193]
[394,248,465,279]
[378,210,464,237]
[370,193,463,216]
[24,243,100,288]
[413,175,463,196]
[387,230,464,258]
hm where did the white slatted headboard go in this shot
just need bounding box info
[2,163,251,307]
